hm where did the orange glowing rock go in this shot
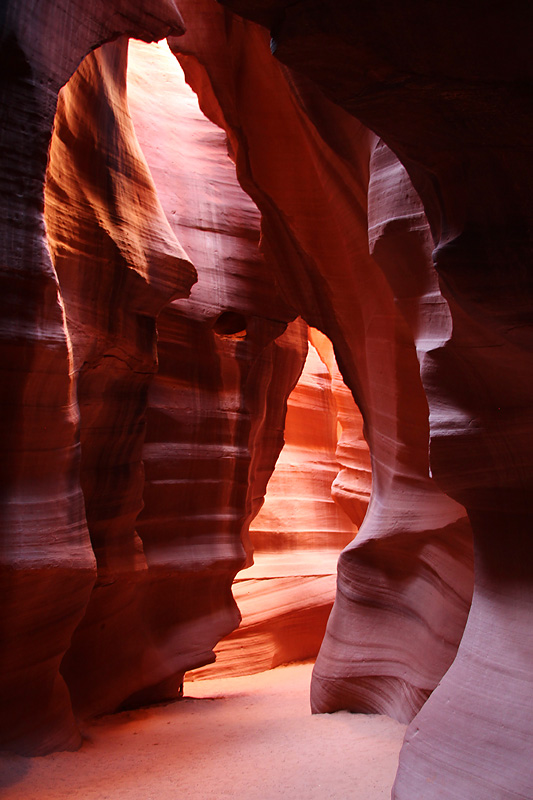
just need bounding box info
[191,330,368,678]
[169,0,473,728]
[1,4,531,797]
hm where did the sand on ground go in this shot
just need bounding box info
[0,663,406,800]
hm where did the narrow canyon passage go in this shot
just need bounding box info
[2,2,531,798]
[0,664,406,800]
[190,328,370,680]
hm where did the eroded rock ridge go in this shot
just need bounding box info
[1,3,531,799]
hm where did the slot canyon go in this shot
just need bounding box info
[0,2,532,799]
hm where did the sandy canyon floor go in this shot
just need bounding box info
[0,663,406,800]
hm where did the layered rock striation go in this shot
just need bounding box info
[45,38,197,719]
[204,2,533,797]
[0,0,190,755]
[251,330,365,558]
[1,13,304,752]
[49,34,305,725]
[169,0,474,727]
[127,38,306,703]
[1,2,531,797]
[191,329,367,679]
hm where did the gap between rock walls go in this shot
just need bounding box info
[2,5,532,800]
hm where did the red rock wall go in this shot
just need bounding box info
[251,330,364,555]
[50,34,305,723]
[191,328,367,679]
[209,2,533,797]
[2,2,531,796]
[169,0,473,727]
[0,11,305,752]
[126,39,307,701]
[45,38,197,719]
[309,328,371,531]
[0,0,190,756]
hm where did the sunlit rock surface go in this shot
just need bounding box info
[251,331,367,555]
[169,0,473,726]
[191,330,366,678]
[1,1,531,796]
[1,20,305,751]
[0,0,189,756]
[51,36,306,720]
[122,39,306,705]
[204,1,533,797]
[45,38,196,719]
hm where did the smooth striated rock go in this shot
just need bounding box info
[309,328,371,531]
[1,16,307,750]
[189,575,338,680]
[214,1,533,796]
[251,333,363,556]
[2,3,531,796]
[169,0,473,726]
[191,330,366,679]
[125,39,306,706]
[0,0,189,756]
[45,37,195,719]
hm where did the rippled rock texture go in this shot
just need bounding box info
[2,1,532,797]
[191,329,367,679]
[55,31,308,719]
[170,0,473,728]
[1,10,304,752]
[45,37,199,720]
[0,0,190,756]
[195,2,533,798]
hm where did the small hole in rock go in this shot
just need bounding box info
[212,311,247,338]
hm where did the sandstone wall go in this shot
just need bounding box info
[0,0,191,755]
[205,2,533,796]
[1,2,531,797]
[0,12,305,752]
[169,0,473,727]
[191,329,367,679]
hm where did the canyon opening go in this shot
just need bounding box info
[1,3,532,800]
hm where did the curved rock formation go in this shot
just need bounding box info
[47,35,305,722]
[205,2,533,797]
[191,329,367,679]
[1,8,305,751]
[45,37,196,719]
[309,328,371,532]
[251,331,363,558]
[169,0,473,725]
[1,1,531,796]
[0,0,189,756]
[125,38,306,704]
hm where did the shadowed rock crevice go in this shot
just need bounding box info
[189,327,370,680]
[213,311,248,338]
[0,4,531,799]
[167,0,474,735]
